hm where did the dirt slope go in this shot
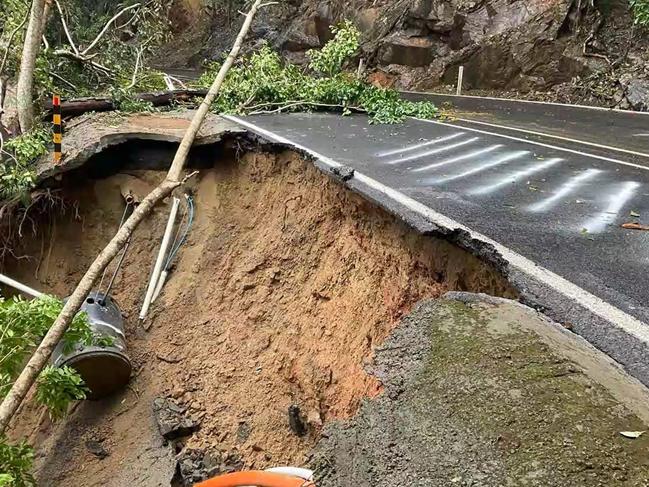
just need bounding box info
[5,147,513,486]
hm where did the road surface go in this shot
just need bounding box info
[402,92,649,157]
[224,108,649,386]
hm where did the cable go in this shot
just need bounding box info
[96,201,132,302]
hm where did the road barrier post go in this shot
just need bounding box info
[53,94,62,163]
[456,66,464,96]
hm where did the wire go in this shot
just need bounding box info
[96,201,132,301]
[164,194,194,270]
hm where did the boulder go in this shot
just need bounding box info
[379,34,435,67]
[280,18,321,52]
[623,77,649,111]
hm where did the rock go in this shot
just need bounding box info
[356,8,381,33]
[153,397,200,441]
[379,35,435,67]
[288,404,307,436]
[314,3,335,44]
[173,448,244,486]
[85,440,109,459]
[624,78,649,111]
[280,19,320,52]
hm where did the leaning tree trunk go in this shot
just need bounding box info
[0,0,267,435]
[16,0,47,133]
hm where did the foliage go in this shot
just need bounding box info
[630,0,649,25]
[0,126,49,200]
[36,365,88,419]
[195,22,437,124]
[307,21,360,76]
[3,127,50,167]
[0,295,91,399]
[0,439,34,487]
[110,88,155,113]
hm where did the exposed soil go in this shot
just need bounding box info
[4,146,514,486]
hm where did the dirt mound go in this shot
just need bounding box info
[5,147,514,486]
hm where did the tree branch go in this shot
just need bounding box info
[81,3,141,55]
[54,0,79,55]
[53,49,113,76]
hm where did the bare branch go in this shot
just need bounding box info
[82,3,141,55]
[127,47,145,89]
[49,70,77,89]
[54,0,79,55]
[53,49,113,76]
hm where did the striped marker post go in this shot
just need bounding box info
[52,95,62,163]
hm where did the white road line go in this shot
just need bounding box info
[411,145,503,173]
[634,134,649,137]
[528,169,601,213]
[224,114,649,348]
[401,91,649,115]
[582,181,641,234]
[453,118,649,160]
[469,158,563,195]
[432,151,529,184]
[377,133,464,157]
[416,118,649,171]
[386,137,480,164]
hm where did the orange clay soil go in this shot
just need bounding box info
[6,149,515,486]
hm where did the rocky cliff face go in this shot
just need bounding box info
[173,0,649,109]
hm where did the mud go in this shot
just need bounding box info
[5,146,513,486]
[312,295,649,486]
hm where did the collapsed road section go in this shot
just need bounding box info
[223,112,649,390]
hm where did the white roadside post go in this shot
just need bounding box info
[456,66,464,96]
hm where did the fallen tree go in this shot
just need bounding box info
[0,0,271,435]
[42,89,209,117]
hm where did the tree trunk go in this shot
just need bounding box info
[16,0,47,133]
[0,0,266,435]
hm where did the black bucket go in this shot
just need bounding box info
[52,292,132,399]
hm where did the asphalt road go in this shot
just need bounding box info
[224,110,649,385]
[402,92,649,157]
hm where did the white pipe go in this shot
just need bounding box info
[0,273,45,298]
[265,467,314,481]
[151,269,168,303]
[456,65,464,96]
[139,198,180,320]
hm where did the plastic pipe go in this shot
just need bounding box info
[150,269,168,303]
[196,471,309,487]
[139,197,180,320]
[265,467,314,481]
[0,273,44,298]
[456,65,464,96]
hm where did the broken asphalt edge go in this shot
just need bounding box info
[222,115,649,391]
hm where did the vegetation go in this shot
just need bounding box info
[630,0,649,25]
[0,295,95,485]
[0,440,33,487]
[196,21,437,124]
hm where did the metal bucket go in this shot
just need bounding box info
[52,292,132,399]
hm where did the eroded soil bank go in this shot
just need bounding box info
[5,147,514,486]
